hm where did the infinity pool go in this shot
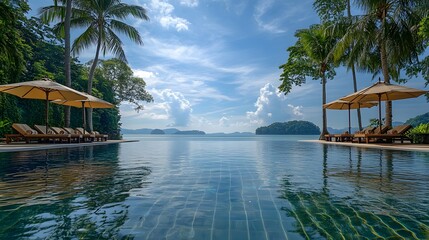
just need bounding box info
[0,135,428,239]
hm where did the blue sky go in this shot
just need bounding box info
[28,0,428,133]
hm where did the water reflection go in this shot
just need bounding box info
[280,146,429,239]
[0,144,151,239]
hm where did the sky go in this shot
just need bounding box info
[27,0,429,133]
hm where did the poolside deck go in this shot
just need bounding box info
[302,140,429,152]
[0,139,138,153]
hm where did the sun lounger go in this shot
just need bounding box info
[50,126,82,143]
[90,131,108,141]
[353,125,411,143]
[62,127,94,142]
[6,123,71,144]
[324,126,375,142]
[75,128,107,142]
[34,125,73,143]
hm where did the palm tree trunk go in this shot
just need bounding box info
[86,31,102,132]
[347,0,362,131]
[64,0,72,127]
[380,15,392,128]
[351,65,362,130]
[320,74,328,140]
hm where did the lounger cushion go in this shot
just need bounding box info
[26,130,37,135]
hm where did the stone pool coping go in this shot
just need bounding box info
[0,139,138,153]
[302,140,429,152]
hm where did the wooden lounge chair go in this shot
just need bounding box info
[354,125,413,144]
[62,127,94,142]
[50,126,82,143]
[5,123,71,144]
[76,128,109,141]
[90,131,108,141]
[324,126,375,142]
[34,125,73,143]
[75,128,108,142]
[353,125,404,143]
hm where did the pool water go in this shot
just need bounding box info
[0,135,428,239]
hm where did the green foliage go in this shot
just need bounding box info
[255,121,321,135]
[418,16,429,41]
[0,0,31,83]
[96,59,153,111]
[0,119,12,137]
[313,0,347,23]
[369,118,384,128]
[0,10,134,139]
[279,24,337,94]
[405,112,429,127]
[406,123,429,144]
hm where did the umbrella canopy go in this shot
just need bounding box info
[52,92,114,131]
[340,81,427,132]
[0,78,87,133]
[324,100,378,134]
[52,92,114,109]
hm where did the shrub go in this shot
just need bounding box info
[406,123,429,143]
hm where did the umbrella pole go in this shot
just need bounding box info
[348,104,351,134]
[82,102,86,132]
[378,94,382,133]
[45,91,49,134]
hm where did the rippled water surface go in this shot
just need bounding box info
[0,135,428,239]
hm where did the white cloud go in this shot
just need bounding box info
[155,89,193,127]
[147,0,191,31]
[253,0,312,34]
[160,16,190,31]
[247,83,301,125]
[219,116,230,127]
[254,0,285,34]
[288,104,303,117]
[180,0,198,7]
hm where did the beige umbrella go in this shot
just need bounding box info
[52,92,114,131]
[0,78,87,133]
[324,100,378,134]
[340,81,427,132]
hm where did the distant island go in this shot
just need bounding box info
[122,128,207,135]
[175,130,205,135]
[150,129,165,134]
[256,120,321,135]
[122,128,180,134]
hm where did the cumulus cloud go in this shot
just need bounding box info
[247,83,303,125]
[180,0,198,7]
[160,16,190,31]
[288,104,303,117]
[219,116,230,127]
[155,89,192,127]
[148,0,191,31]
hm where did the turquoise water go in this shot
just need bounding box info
[0,135,428,239]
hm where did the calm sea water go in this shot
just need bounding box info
[0,135,428,239]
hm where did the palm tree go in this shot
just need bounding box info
[40,0,73,127]
[314,0,363,130]
[334,0,425,128]
[346,0,363,131]
[279,24,338,140]
[42,0,149,131]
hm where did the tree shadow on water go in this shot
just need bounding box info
[0,144,151,239]
[279,145,429,239]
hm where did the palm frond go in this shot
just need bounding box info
[109,3,149,21]
[104,28,126,62]
[70,15,95,28]
[109,20,143,44]
[72,25,98,55]
[39,5,65,23]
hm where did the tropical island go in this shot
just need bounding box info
[255,120,321,135]
[150,129,165,134]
